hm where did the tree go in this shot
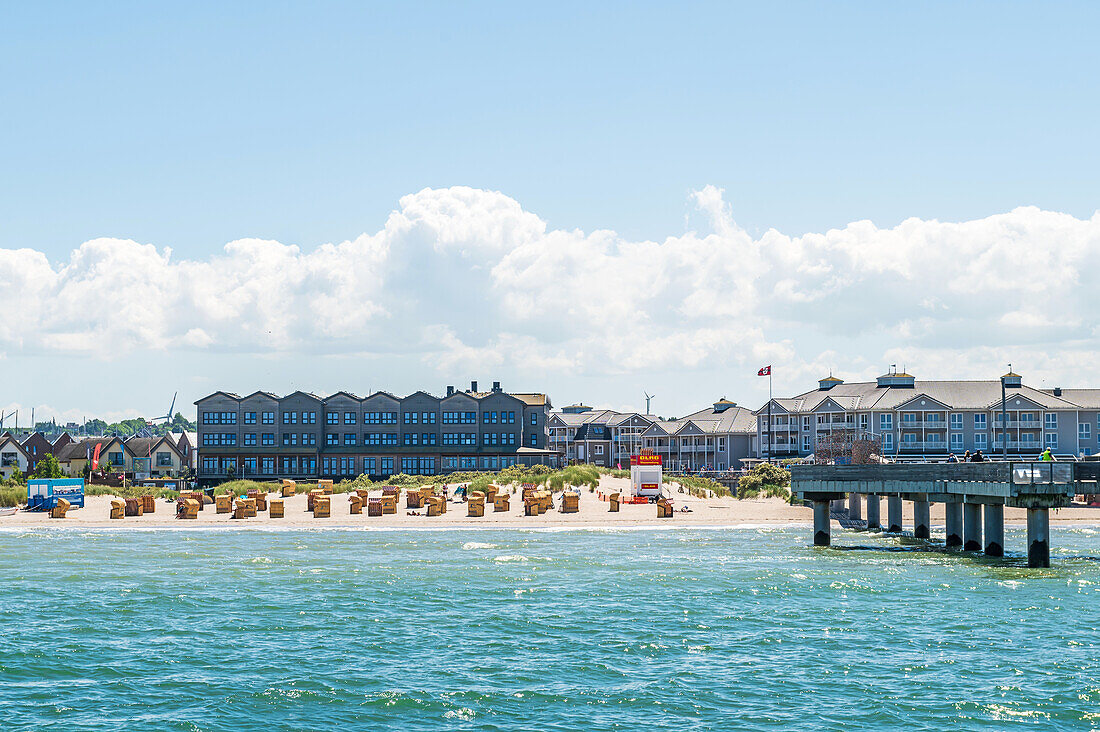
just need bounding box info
[9,466,25,485]
[32,453,63,479]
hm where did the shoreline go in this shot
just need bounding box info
[5,476,1100,532]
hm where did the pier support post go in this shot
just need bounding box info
[813,501,831,547]
[1026,508,1050,568]
[848,493,862,522]
[913,500,930,539]
[963,503,983,551]
[865,494,880,531]
[984,504,1004,557]
[944,501,963,548]
[831,498,845,513]
[887,497,903,533]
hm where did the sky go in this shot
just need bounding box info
[1,1,1099,425]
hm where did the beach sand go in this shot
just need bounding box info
[4,475,1100,529]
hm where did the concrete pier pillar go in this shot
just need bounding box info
[984,504,1004,557]
[887,497,903,533]
[865,494,881,530]
[848,493,862,522]
[963,502,983,551]
[831,498,845,513]
[813,501,831,547]
[913,500,930,539]
[944,501,963,548]
[1026,508,1050,568]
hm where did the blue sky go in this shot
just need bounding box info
[1,2,1099,423]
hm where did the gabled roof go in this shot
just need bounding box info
[240,390,280,402]
[1048,389,1100,409]
[894,393,952,411]
[0,435,30,459]
[325,391,362,402]
[194,391,241,405]
[282,390,324,402]
[361,390,401,402]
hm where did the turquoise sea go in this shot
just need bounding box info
[2,526,1100,731]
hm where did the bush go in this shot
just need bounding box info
[0,484,24,507]
[737,463,791,500]
[32,453,63,479]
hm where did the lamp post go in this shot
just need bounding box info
[1000,366,1010,461]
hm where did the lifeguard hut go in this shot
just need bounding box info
[27,478,85,512]
[630,452,662,498]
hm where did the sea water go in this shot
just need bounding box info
[2,526,1100,731]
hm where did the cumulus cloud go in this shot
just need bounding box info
[2,185,1098,388]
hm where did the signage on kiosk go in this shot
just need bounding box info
[630,454,663,497]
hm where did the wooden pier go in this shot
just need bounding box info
[792,462,1100,567]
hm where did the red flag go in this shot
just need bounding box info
[91,442,102,470]
[757,365,771,376]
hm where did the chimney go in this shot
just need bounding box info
[1054,387,1063,397]
[492,381,501,392]
[446,385,455,397]
[470,380,478,393]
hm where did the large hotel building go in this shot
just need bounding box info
[758,370,1100,460]
[194,381,555,485]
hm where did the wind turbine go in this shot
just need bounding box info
[644,392,655,416]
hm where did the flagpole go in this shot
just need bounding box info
[767,369,772,465]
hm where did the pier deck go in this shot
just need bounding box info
[792,462,1096,567]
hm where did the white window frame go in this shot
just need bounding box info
[950,413,963,430]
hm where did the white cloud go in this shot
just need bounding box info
[2,186,1099,393]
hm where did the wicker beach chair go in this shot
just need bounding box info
[608,492,620,512]
[349,494,363,514]
[141,495,156,514]
[314,495,331,518]
[269,498,285,518]
[216,494,232,513]
[50,497,70,519]
[494,493,510,512]
[110,499,125,519]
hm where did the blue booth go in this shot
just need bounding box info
[27,479,85,511]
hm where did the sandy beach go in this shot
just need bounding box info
[5,475,1100,529]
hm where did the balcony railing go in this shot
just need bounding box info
[898,441,949,451]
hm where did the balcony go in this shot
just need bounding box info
[899,420,948,429]
[898,441,949,451]
[994,421,1043,429]
[992,440,1043,450]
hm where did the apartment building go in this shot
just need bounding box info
[548,398,757,471]
[194,381,555,484]
[757,370,1100,460]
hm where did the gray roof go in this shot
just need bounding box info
[757,379,1093,414]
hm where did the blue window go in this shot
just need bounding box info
[344,412,356,424]
[244,412,256,425]
[381,457,394,474]
[302,412,316,424]
[404,412,419,424]
[326,433,338,446]
[530,433,537,446]
[422,412,437,424]
[531,412,537,426]
[363,457,376,474]
[261,433,275,446]
[304,433,316,446]
[283,412,297,425]
[343,433,357,446]
[262,411,275,424]
[974,413,987,429]
[326,412,339,425]
[243,433,257,446]
[879,413,892,430]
